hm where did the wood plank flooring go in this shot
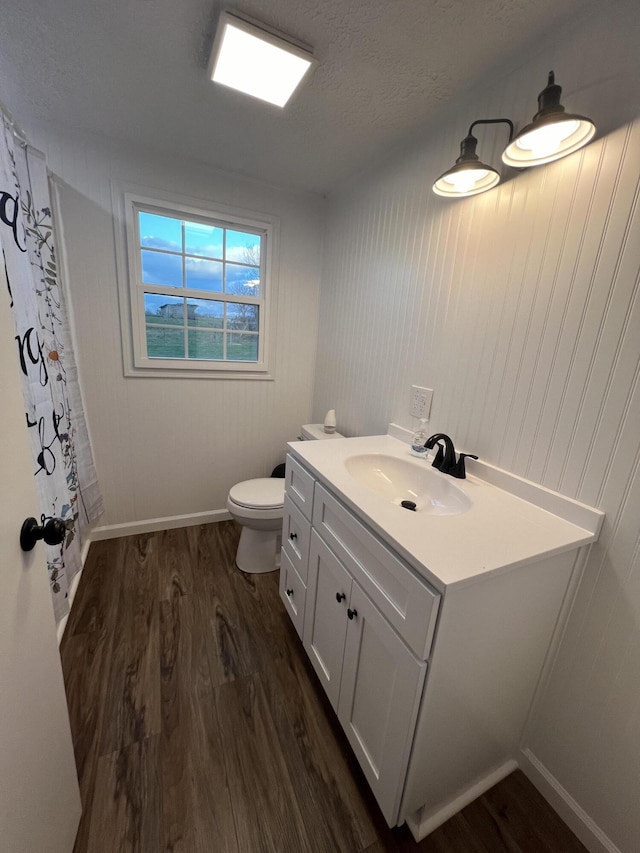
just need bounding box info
[61,521,588,852]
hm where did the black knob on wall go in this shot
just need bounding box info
[20,516,66,552]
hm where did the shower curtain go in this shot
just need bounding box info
[0,116,103,623]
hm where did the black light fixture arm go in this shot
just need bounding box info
[453,118,514,165]
[467,117,514,141]
[434,117,515,198]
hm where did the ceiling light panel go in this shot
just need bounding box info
[210,12,315,108]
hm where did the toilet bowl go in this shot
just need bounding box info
[227,423,344,574]
[227,478,285,574]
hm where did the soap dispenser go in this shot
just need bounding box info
[323,409,337,434]
[410,419,430,458]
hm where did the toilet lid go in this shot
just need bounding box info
[229,478,285,509]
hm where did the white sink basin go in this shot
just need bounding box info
[344,453,472,516]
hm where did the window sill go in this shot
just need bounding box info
[125,362,274,380]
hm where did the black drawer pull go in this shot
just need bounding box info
[335,592,346,603]
[286,588,293,597]
[289,532,298,540]
[347,607,358,620]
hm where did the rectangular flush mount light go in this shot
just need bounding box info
[209,11,316,108]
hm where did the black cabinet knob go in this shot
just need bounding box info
[335,592,346,603]
[285,588,294,597]
[347,607,358,620]
[289,532,297,540]
[20,516,66,552]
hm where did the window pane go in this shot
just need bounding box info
[226,302,259,332]
[145,293,184,324]
[139,212,182,252]
[188,298,224,329]
[185,257,223,292]
[225,264,261,296]
[129,194,270,373]
[227,332,258,362]
[146,326,185,359]
[188,330,224,360]
[226,229,261,266]
[141,249,182,288]
[184,221,223,258]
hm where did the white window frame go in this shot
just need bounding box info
[113,184,279,379]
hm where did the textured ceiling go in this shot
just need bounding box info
[0,0,596,195]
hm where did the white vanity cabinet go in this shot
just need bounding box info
[282,454,439,824]
[304,529,428,822]
[279,441,603,841]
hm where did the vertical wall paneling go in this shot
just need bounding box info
[312,1,640,849]
[26,129,325,527]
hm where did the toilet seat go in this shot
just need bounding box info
[228,478,285,510]
[227,424,344,574]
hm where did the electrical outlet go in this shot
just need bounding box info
[411,385,433,419]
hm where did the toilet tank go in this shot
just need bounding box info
[300,423,345,440]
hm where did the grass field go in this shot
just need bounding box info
[145,321,258,361]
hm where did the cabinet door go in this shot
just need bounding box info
[337,582,427,826]
[279,548,306,640]
[281,494,311,583]
[303,531,351,710]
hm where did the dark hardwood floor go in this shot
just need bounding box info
[61,521,587,852]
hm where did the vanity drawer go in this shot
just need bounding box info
[285,453,315,520]
[281,494,311,583]
[279,548,306,640]
[312,483,440,659]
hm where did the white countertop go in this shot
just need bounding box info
[287,434,604,591]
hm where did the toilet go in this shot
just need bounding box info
[227,423,344,573]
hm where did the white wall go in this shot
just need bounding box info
[24,127,325,529]
[313,2,640,851]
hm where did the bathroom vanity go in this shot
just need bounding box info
[279,432,603,841]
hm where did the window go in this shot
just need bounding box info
[117,189,278,378]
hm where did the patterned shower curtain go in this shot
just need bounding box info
[0,117,103,624]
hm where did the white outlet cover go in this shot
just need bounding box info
[411,385,433,419]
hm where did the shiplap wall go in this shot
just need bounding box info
[313,3,640,851]
[26,128,324,528]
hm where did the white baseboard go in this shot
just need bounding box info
[91,508,232,540]
[405,760,518,841]
[520,749,620,853]
[80,536,92,568]
[57,536,95,645]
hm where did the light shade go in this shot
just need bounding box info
[209,11,315,108]
[433,133,501,198]
[502,71,595,167]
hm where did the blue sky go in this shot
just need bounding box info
[138,212,261,295]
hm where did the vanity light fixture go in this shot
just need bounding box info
[502,71,596,167]
[209,11,316,108]
[434,72,596,199]
[432,118,514,199]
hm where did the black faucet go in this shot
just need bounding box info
[423,433,456,474]
[423,433,478,479]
